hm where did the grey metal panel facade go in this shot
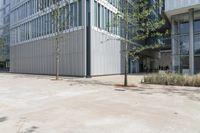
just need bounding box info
[10,29,86,76]
[10,0,126,76]
[90,29,122,75]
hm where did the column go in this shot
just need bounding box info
[82,0,87,77]
[171,16,176,72]
[189,8,194,75]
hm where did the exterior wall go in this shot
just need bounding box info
[165,0,200,19]
[165,0,200,11]
[166,0,200,74]
[90,29,122,75]
[10,29,86,76]
[9,0,130,76]
[89,0,125,76]
[10,0,87,76]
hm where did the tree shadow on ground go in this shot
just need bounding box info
[0,116,7,122]
[20,126,39,133]
[128,85,200,102]
[67,79,139,88]
[67,78,200,102]
[11,73,81,80]
[67,79,115,87]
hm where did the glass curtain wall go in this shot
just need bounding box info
[194,10,200,73]
[172,13,189,73]
[172,10,200,74]
[10,0,82,44]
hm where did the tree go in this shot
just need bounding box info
[129,44,164,61]
[112,0,168,86]
[39,0,72,80]
[130,0,168,45]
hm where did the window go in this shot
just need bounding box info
[78,0,82,26]
[70,3,74,27]
[74,2,77,27]
[94,1,97,27]
[31,20,34,38]
[98,3,100,28]
[36,18,38,37]
[47,13,50,34]
[105,8,109,31]
[101,6,104,29]
[108,10,111,32]
[61,7,65,31]
[43,15,46,35]
[65,4,69,29]
[38,16,41,36]
[194,11,200,33]
[50,12,53,33]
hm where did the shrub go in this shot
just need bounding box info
[143,73,200,87]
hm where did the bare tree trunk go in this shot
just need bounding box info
[124,0,128,86]
[55,37,59,80]
[124,33,128,86]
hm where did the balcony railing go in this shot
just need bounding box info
[165,0,200,11]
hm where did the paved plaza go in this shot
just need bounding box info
[0,73,200,133]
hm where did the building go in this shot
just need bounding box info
[165,0,200,74]
[0,0,10,69]
[11,0,200,76]
[10,0,127,76]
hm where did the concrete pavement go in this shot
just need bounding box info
[0,73,200,133]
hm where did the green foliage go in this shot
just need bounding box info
[143,73,200,87]
[113,0,169,60]
[130,0,168,42]
[129,44,163,59]
[116,0,168,42]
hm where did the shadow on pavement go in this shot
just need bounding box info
[67,78,200,102]
[133,85,200,102]
[19,126,39,133]
[0,116,7,123]
[67,79,115,87]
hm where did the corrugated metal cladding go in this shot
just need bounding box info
[91,29,123,75]
[10,29,86,76]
